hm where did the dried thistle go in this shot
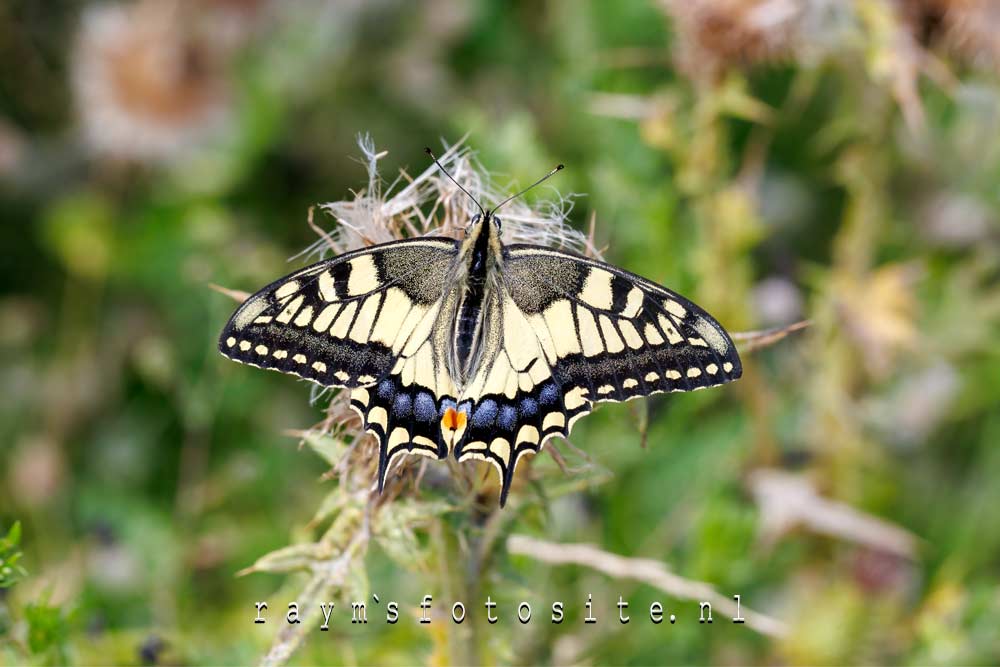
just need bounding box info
[657,1,946,131]
[910,0,1000,70]
[72,0,233,163]
[293,135,600,501]
[659,0,850,80]
[303,135,595,259]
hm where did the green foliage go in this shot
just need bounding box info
[0,522,26,589]
[24,594,70,664]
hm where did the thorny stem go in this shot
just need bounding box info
[434,519,481,666]
[733,319,811,353]
[259,497,374,667]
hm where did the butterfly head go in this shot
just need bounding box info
[468,211,501,232]
[461,209,504,270]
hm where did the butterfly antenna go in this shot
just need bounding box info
[425,147,485,217]
[490,163,564,215]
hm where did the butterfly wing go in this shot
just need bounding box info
[455,244,742,505]
[219,237,461,489]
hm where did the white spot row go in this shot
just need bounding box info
[226,337,378,385]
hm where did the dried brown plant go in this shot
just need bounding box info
[72,0,234,162]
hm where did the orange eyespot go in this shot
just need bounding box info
[442,407,467,431]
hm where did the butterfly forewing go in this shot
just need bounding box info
[502,245,742,398]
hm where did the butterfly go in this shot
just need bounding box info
[219,149,742,506]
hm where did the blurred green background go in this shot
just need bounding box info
[2,0,1000,664]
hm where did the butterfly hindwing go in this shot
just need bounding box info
[454,287,590,505]
[349,368,455,491]
[219,237,461,489]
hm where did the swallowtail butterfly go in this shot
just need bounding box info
[219,150,742,505]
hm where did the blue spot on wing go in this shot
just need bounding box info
[471,399,499,428]
[393,393,412,419]
[377,379,395,400]
[414,392,437,422]
[519,397,538,418]
[539,383,560,406]
[498,405,518,432]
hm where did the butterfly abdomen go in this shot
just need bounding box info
[449,220,495,384]
[453,284,484,376]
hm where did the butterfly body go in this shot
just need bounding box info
[220,211,741,505]
[447,211,502,386]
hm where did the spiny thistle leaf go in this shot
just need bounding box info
[237,543,327,576]
[295,430,350,467]
[308,487,350,529]
[372,499,453,571]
